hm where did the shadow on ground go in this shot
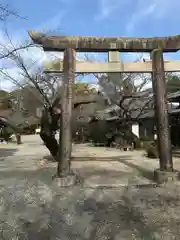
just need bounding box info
[44,155,133,162]
[42,154,155,183]
[117,158,155,181]
[0,166,56,186]
[0,164,155,192]
[0,147,17,158]
[0,166,130,187]
[71,155,132,161]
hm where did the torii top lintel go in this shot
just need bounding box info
[28,30,180,53]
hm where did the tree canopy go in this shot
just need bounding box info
[167,74,180,93]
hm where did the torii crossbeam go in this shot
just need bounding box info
[44,59,180,73]
[29,31,180,52]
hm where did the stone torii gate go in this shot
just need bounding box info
[29,31,180,182]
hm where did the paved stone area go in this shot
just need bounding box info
[0,135,180,239]
[0,135,155,187]
[1,134,180,187]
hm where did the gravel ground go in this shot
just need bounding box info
[0,135,180,239]
[1,179,180,239]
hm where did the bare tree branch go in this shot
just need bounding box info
[0,2,26,23]
[81,53,153,122]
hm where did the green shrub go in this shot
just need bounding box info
[144,141,158,158]
[134,139,143,149]
[140,136,153,142]
[134,138,151,150]
[88,121,109,145]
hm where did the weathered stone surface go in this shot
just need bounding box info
[151,49,173,171]
[28,30,180,52]
[57,48,75,175]
[154,169,180,183]
[44,59,180,73]
[52,171,83,187]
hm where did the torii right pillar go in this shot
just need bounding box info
[151,49,179,183]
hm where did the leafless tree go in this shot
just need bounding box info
[0,2,31,62]
[0,3,20,22]
[82,53,153,122]
[1,55,62,117]
[0,4,46,119]
[0,19,63,114]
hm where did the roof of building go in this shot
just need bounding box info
[90,92,180,122]
[168,91,180,100]
[0,109,39,127]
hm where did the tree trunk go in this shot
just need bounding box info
[16,133,22,144]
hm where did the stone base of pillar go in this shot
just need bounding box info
[154,169,180,183]
[52,170,83,187]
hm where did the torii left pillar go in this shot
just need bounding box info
[56,48,75,180]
